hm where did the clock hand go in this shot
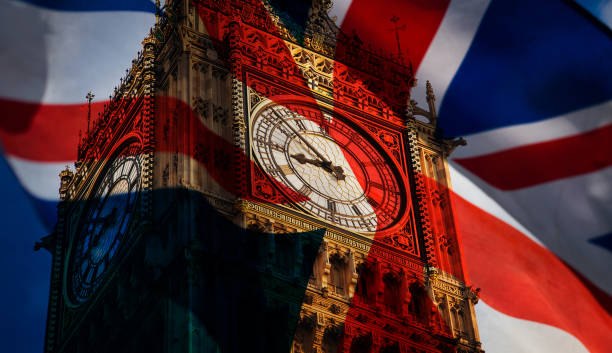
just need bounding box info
[270,109,346,179]
[294,142,347,178]
[290,153,346,181]
[270,109,328,161]
[90,207,118,226]
[291,153,323,167]
[332,165,346,181]
[290,153,309,164]
[89,207,119,246]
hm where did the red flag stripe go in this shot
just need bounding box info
[0,98,91,161]
[341,0,450,70]
[0,96,307,204]
[454,123,612,190]
[451,184,612,353]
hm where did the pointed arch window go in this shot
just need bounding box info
[329,253,347,296]
[383,272,401,314]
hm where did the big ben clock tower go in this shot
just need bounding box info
[41,1,483,353]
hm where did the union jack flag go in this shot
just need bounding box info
[0,0,610,352]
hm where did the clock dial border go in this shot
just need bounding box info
[249,99,409,234]
[63,140,144,307]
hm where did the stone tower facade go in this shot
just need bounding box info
[42,1,482,353]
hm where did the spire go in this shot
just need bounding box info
[155,0,161,24]
[85,91,94,135]
[425,80,437,123]
[58,166,74,201]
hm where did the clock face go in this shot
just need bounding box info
[67,146,142,303]
[251,103,404,232]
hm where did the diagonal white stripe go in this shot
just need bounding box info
[412,0,491,110]
[451,100,612,158]
[448,163,542,246]
[452,161,612,295]
[475,300,589,353]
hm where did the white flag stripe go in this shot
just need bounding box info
[451,100,612,159]
[413,0,491,111]
[475,300,589,353]
[6,156,66,201]
[6,150,247,203]
[453,161,612,295]
[448,164,542,246]
[328,0,353,26]
[0,0,154,104]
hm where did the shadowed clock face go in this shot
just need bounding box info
[251,103,404,232]
[67,148,142,303]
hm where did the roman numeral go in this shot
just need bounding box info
[367,196,380,209]
[265,165,294,176]
[327,200,337,213]
[277,125,293,137]
[319,124,329,136]
[370,181,384,190]
[294,119,307,131]
[127,162,136,179]
[269,142,284,152]
[352,205,362,216]
[266,167,282,176]
[130,178,139,191]
[298,185,312,196]
[279,165,294,175]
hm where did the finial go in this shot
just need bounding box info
[58,165,74,201]
[85,91,94,135]
[425,80,437,123]
[426,80,434,99]
[155,0,161,24]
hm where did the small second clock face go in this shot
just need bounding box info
[251,103,404,232]
[67,146,142,304]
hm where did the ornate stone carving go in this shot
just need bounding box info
[193,96,210,119]
[251,166,286,204]
[250,90,264,108]
[162,163,169,187]
[328,304,342,315]
[213,104,229,124]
